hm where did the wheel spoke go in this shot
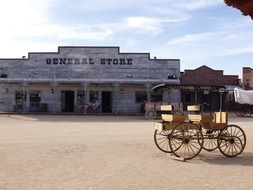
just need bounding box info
[218,125,246,157]
[158,138,167,145]
[154,130,172,153]
[232,144,239,155]
[189,141,200,150]
[169,123,203,160]
[188,142,196,155]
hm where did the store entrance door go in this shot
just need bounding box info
[61,91,75,112]
[102,91,112,113]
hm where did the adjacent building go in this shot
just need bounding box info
[0,46,180,114]
[180,65,239,111]
[242,67,253,89]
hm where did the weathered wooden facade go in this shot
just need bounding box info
[0,46,180,114]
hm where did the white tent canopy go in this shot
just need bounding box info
[234,88,253,104]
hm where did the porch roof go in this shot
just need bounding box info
[0,78,180,85]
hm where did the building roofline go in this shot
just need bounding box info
[0,46,180,62]
[0,78,180,85]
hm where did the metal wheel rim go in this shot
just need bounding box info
[201,129,219,152]
[169,123,203,160]
[145,110,157,120]
[154,129,172,153]
[218,125,246,157]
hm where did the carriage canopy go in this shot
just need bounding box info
[234,88,253,104]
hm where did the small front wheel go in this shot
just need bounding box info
[169,122,203,160]
[154,129,172,153]
[145,110,157,120]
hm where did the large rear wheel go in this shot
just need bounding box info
[218,125,246,157]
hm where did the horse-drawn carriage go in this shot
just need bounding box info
[234,88,253,117]
[154,104,246,160]
[145,102,183,120]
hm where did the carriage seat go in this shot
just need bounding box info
[189,111,228,129]
[208,112,228,129]
[213,112,227,124]
[155,105,185,131]
[187,105,213,123]
[161,105,185,123]
[161,105,173,114]
[187,105,202,122]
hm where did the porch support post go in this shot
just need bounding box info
[145,83,151,102]
[81,82,90,115]
[113,82,119,114]
[22,81,28,113]
[50,82,58,115]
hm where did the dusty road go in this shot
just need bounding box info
[0,114,252,190]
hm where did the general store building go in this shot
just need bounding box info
[0,46,180,114]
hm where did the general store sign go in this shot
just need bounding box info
[46,58,133,65]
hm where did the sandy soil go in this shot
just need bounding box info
[0,114,252,190]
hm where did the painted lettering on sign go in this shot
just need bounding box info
[100,58,132,65]
[46,58,133,65]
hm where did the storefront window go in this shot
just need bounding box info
[15,91,26,105]
[30,91,41,107]
[136,91,147,103]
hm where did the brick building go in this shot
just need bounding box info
[180,65,239,111]
[0,46,180,114]
[242,67,253,89]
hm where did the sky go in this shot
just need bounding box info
[0,0,252,78]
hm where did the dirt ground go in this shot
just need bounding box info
[0,114,252,190]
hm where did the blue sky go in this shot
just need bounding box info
[0,0,252,77]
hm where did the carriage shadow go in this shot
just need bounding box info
[197,152,253,166]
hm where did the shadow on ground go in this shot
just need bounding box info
[0,114,150,123]
[197,152,253,166]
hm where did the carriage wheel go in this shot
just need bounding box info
[154,129,172,153]
[169,123,203,160]
[145,110,157,120]
[201,129,219,152]
[218,125,246,157]
[234,110,243,117]
[242,111,250,117]
[241,105,251,117]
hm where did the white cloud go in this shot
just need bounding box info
[125,17,163,34]
[216,47,253,56]
[0,0,193,57]
[167,33,215,45]
[77,0,222,11]
[0,0,251,76]
[167,18,253,59]
[0,0,52,25]
[176,0,222,10]
[0,0,57,57]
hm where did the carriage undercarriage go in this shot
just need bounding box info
[154,105,246,161]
